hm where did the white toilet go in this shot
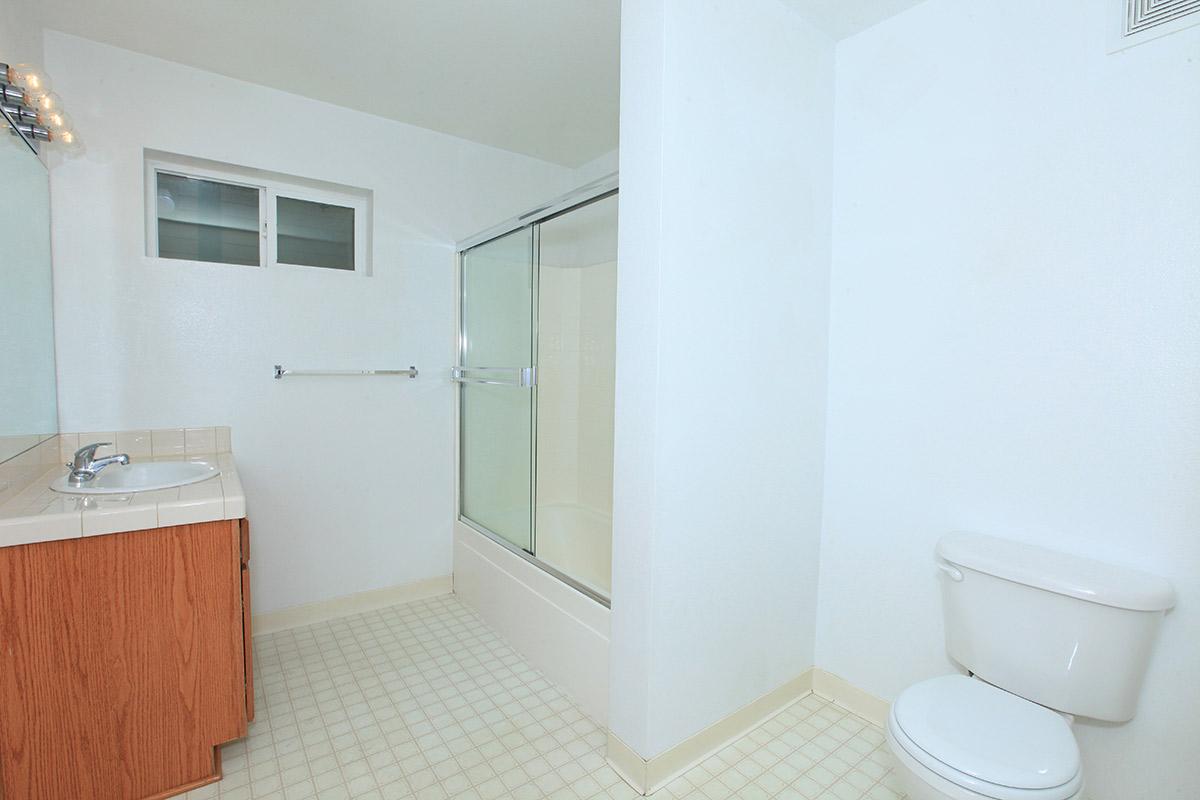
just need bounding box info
[886,533,1176,800]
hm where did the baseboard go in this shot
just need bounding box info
[251,576,453,636]
[606,733,650,795]
[811,668,890,725]
[607,669,816,795]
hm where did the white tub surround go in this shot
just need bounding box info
[0,427,245,547]
[453,521,611,724]
[534,244,618,600]
[534,503,613,599]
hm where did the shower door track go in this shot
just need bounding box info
[456,172,618,251]
[457,517,611,607]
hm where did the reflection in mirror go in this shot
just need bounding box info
[0,111,58,464]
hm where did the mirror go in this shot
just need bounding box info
[0,111,58,464]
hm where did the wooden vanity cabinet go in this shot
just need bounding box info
[0,518,254,800]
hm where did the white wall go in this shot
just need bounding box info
[44,32,576,614]
[610,0,834,759]
[572,149,620,186]
[0,0,42,77]
[818,2,1200,798]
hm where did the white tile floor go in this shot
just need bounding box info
[184,595,906,800]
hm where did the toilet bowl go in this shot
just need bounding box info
[885,675,1083,800]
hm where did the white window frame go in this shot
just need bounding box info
[144,153,371,275]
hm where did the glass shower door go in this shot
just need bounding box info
[458,228,537,552]
[533,193,618,599]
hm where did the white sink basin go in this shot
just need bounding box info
[50,461,221,495]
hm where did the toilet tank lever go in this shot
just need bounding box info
[936,561,964,582]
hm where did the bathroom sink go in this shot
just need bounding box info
[50,461,220,495]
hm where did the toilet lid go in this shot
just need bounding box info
[892,675,1080,792]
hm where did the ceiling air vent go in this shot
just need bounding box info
[1112,0,1200,50]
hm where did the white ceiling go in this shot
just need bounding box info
[34,0,621,167]
[33,1,926,167]
[784,0,929,39]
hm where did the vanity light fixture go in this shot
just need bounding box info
[0,61,80,151]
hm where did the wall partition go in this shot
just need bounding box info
[456,181,617,604]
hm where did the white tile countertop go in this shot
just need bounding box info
[0,427,245,548]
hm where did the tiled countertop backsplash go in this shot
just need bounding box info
[0,427,244,548]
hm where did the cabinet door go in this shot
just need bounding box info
[0,537,110,799]
[240,517,254,722]
[81,521,247,798]
[0,521,247,799]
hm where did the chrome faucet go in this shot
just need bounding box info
[66,442,130,486]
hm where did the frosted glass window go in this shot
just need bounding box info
[146,152,371,274]
[276,197,355,271]
[156,172,260,266]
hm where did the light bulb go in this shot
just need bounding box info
[37,106,70,133]
[51,127,82,153]
[34,92,62,114]
[8,63,53,98]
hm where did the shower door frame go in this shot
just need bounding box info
[454,173,618,608]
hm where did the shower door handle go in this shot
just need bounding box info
[451,366,537,387]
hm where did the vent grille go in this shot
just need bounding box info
[1124,0,1200,36]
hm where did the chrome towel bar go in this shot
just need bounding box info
[274,365,418,380]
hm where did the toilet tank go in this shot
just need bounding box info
[936,533,1175,722]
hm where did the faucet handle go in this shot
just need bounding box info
[72,442,111,467]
